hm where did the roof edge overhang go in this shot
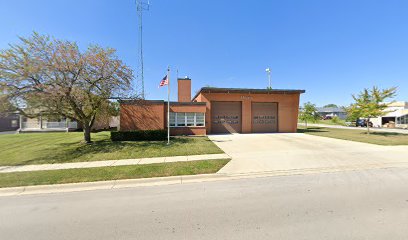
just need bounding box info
[119,99,206,106]
[192,87,306,101]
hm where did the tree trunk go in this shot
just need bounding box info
[367,118,370,135]
[305,120,308,129]
[83,124,92,143]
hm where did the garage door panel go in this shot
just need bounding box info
[252,102,278,133]
[211,102,242,134]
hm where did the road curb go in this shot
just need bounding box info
[1,162,408,197]
[0,153,231,173]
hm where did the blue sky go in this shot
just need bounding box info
[1,0,407,106]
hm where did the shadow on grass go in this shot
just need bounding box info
[297,127,329,133]
[362,132,406,137]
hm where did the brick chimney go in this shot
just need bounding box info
[177,77,191,102]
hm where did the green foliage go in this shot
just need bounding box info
[0,93,15,113]
[330,116,341,124]
[299,102,318,127]
[346,86,397,133]
[109,101,120,116]
[323,104,338,108]
[345,110,359,122]
[0,32,133,143]
[347,87,397,119]
[111,130,167,141]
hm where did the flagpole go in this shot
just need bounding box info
[167,66,170,145]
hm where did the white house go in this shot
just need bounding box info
[316,107,347,120]
[371,101,408,129]
[19,115,79,132]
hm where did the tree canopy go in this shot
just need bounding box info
[0,32,133,142]
[323,104,338,108]
[346,86,397,133]
[299,102,318,128]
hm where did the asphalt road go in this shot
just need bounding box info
[1,168,408,240]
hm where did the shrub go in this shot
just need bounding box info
[111,130,167,141]
[331,116,341,124]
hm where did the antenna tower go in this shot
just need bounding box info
[135,0,150,99]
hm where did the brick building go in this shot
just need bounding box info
[120,77,305,135]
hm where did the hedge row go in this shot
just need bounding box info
[111,130,167,141]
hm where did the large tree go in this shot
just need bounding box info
[346,86,397,134]
[299,102,318,128]
[0,91,15,114]
[0,32,133,143]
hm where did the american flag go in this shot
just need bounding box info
[158,75,168,87]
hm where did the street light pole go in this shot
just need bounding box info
[265,68,271,89]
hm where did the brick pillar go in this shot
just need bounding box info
[178,77,191,102]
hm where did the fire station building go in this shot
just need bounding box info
[120,77,305,135]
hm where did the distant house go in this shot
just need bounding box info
[0,112,20,132]
[1,111,120,133]
[371,101,408,129]
[316,107,347,120]
[19,115,79,132]
[0,110,79,132]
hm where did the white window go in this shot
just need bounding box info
[398,115,408,124]
[11,120,18,128]
[170,112,205,127]
[186,113,195,126]
[169,112,176,127]
[196,113,205,126]
[176,113,186,126]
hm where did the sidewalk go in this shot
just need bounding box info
[0,153,230,173]
[1,161,408,197]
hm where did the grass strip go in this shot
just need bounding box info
[298,127,408,145]
[0,159,230,188]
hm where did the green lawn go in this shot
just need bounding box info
[298,127,408,145]
[315,119,347,126]
[298,119,347,126]
[0,132,224,166]
[0,159,230,188]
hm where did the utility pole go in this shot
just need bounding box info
[136,0,150,99]
[265,67,272,89]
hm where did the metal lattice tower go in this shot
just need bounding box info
[135,0,150,99]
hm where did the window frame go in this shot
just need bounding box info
[398,114,408,124]
[195,112,205,127]
[169,112,176,127]
[169,112,205,128]
[11,120,18,128]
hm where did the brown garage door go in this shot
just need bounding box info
[211,101,242,134]
[252,102,278,133]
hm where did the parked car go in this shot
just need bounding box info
[323,116,333,120]
[356,119,373,128]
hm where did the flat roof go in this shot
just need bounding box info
[193,87,305,100]
[119,99,206,106]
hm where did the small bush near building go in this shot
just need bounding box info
[111,130,167,141]
[330,116,341,124]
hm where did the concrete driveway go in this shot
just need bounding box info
[209,133,408,174]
